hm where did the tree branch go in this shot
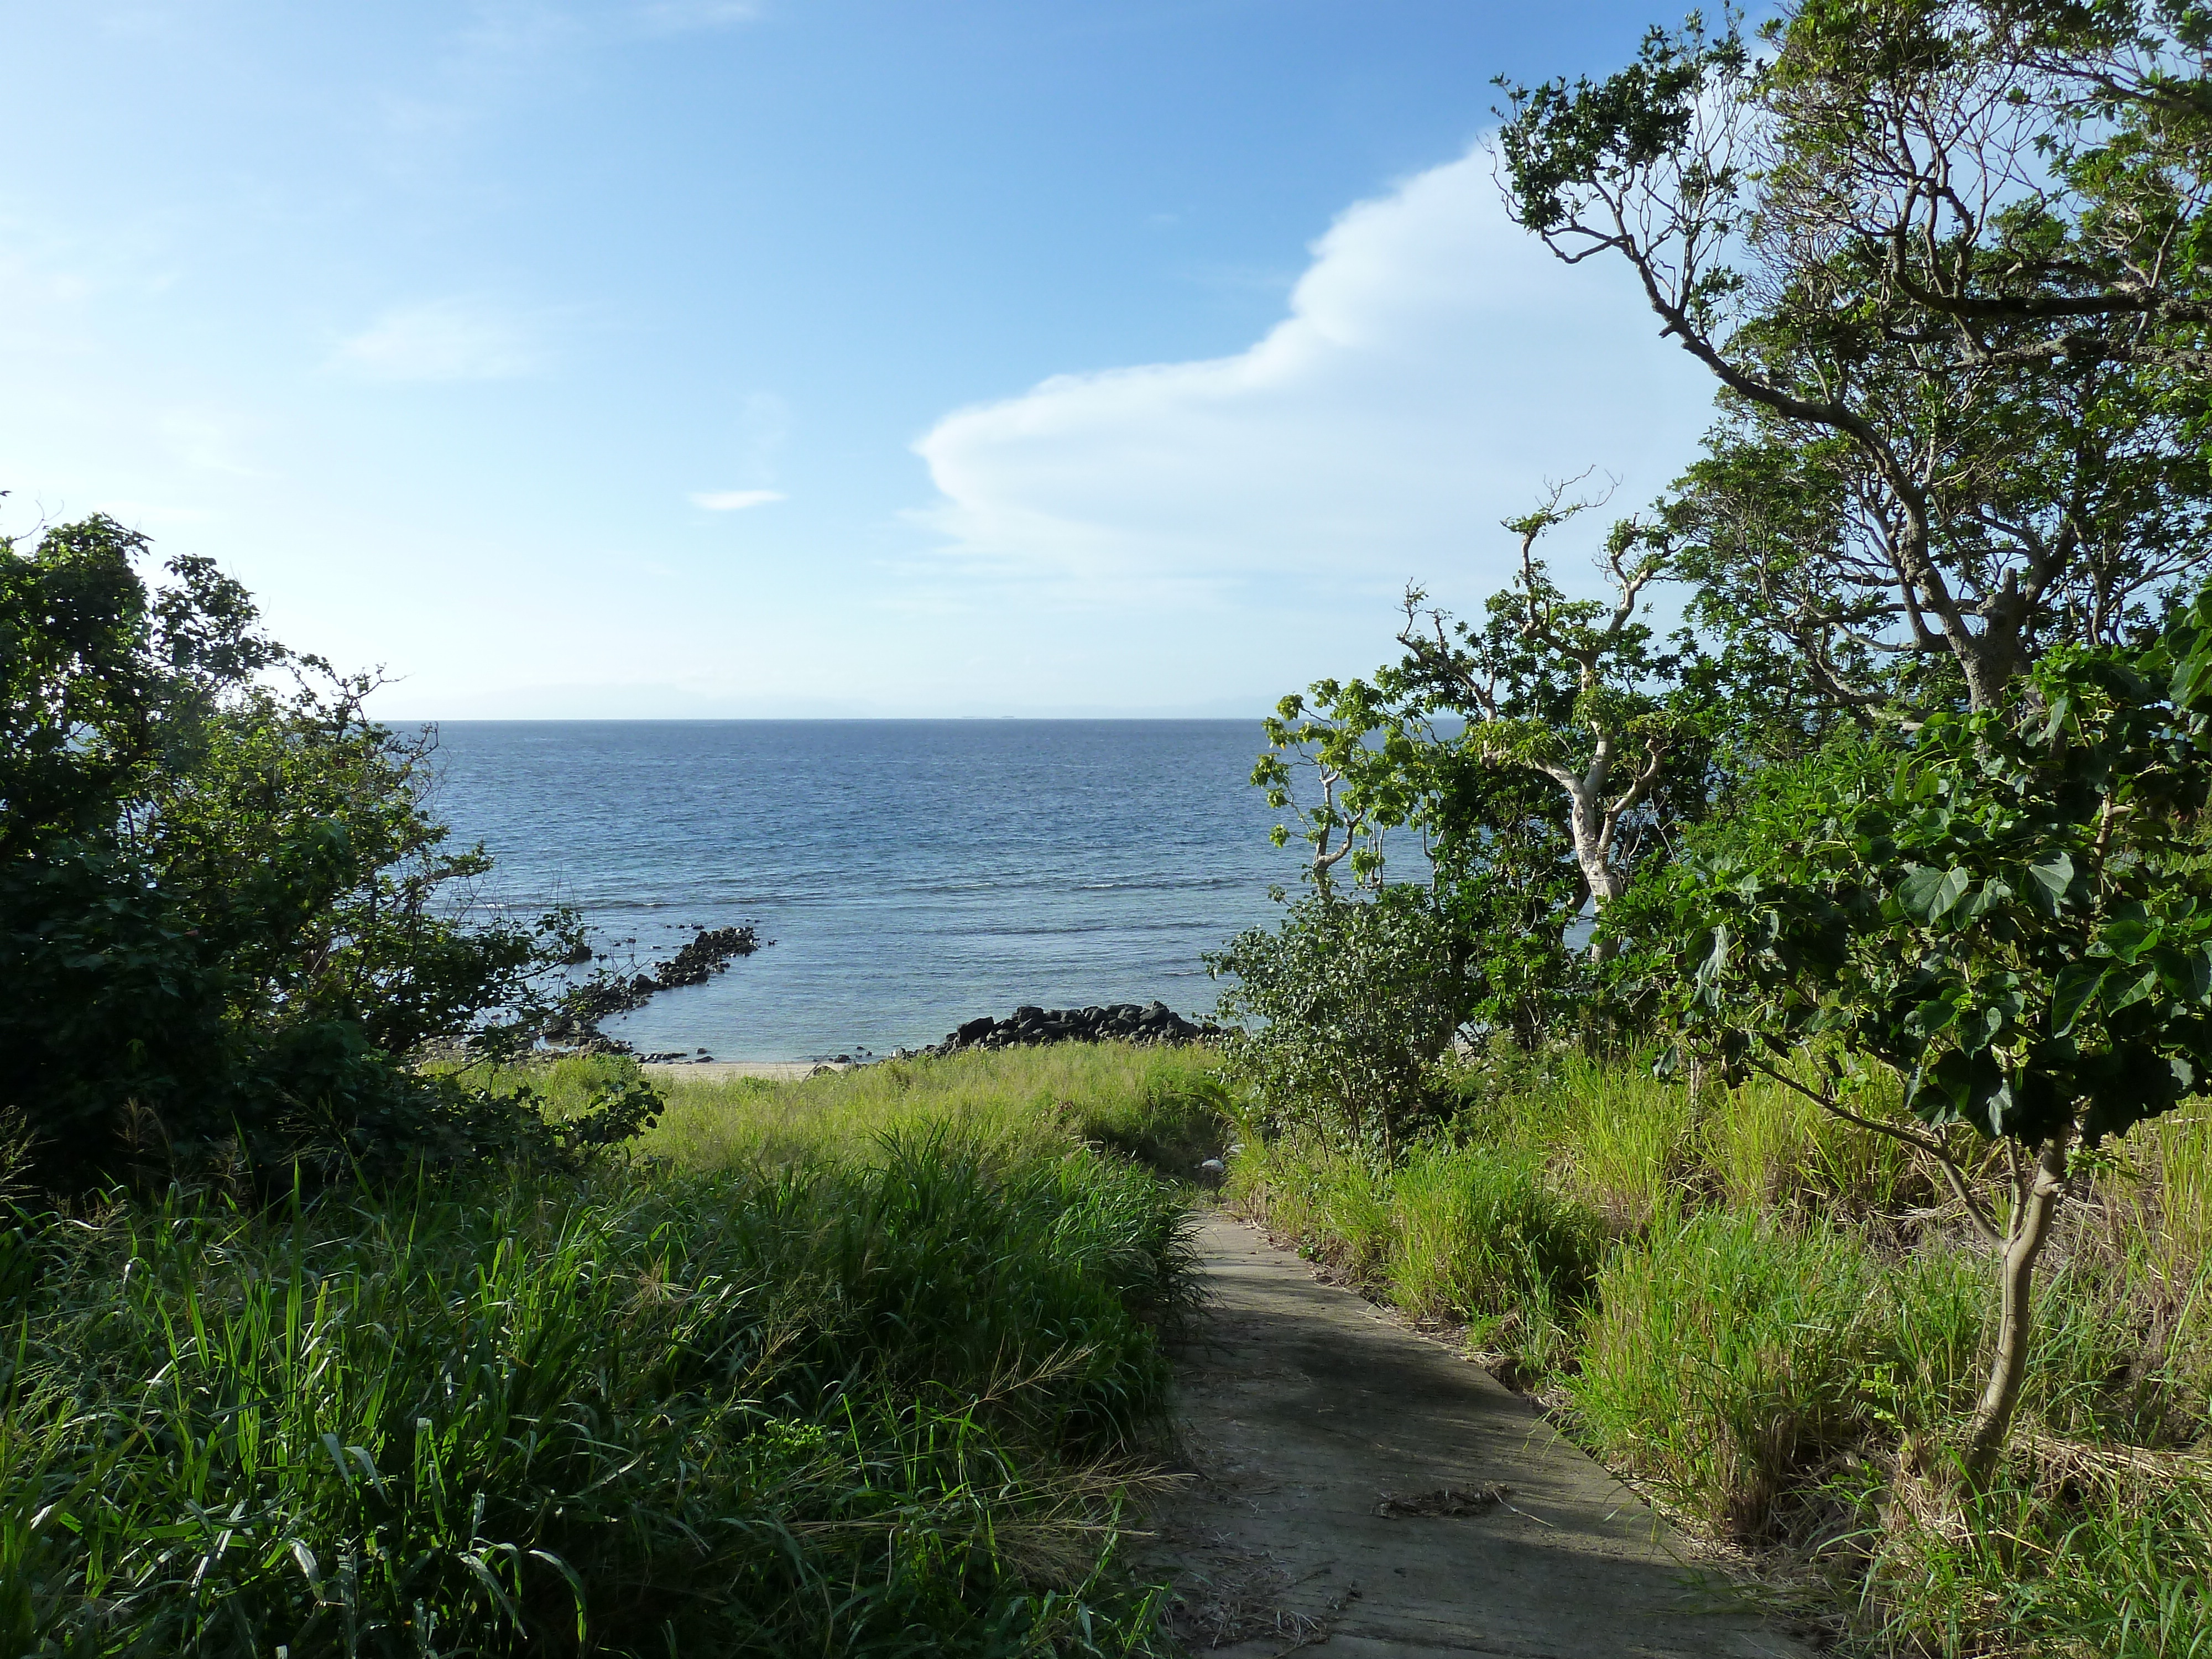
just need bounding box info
[1745,1055,2001,1244]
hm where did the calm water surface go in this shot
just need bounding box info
[425,721,1303,1060]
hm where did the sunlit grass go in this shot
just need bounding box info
[497,1043,1230,1179]
[1222,1045,2212,1656]
[1,1045,1224,1656]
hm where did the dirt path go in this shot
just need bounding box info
[1153,1212,1813,1659]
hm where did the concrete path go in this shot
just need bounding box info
[1153,1213,1813,1659]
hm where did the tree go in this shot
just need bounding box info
[1496,3,2212,711]
[0,515,626,1193]
[1254,484,1713,1047]
[1626,589,2212,1481]
[1394,482,1697,927]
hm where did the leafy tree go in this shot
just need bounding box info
[1496,2,2212,711]
[1,514,627,1193]
[1253,484,1720,1047]
[1625,590,2212,1481]
[1392,485,1700,925]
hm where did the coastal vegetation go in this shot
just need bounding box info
[13,1,2212,1654]
[0,513,624,1196]
[1213,2,2212,1650]
[0,1051,1219,1655]
[1224,1053,2212,1654]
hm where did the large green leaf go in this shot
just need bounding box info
[2050,959,2103,1037]
[2100,966,2160,1017]
[2025,852,2074,914]
[1898,864,1969,922]
[2102,914,2157,963]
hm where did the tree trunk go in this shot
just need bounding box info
[1960,1134,2069,1488]
[1577,848,1626,962]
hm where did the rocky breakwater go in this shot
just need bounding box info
[542,924,765,1053]
[905,1000,1220,1059]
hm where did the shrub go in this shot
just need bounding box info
[1208,883,1468,1160]
[1,518,586,1194]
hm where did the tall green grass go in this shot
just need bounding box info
[2,1047,1220,1656]
[505,1045,1230,1180]
[1224,1047,2212,1656]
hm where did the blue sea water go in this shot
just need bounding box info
[423,721,1307,1060]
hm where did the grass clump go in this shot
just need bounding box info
[1,1049,1212,1656]
[1222,1048,2212,1655]
[1569,1212,1959,1541]
[1228,1132,1603,1369]
[619,1043,1230,1180]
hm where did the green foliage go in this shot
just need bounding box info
[0,517,278,860]
[1224,1050,2212,1648]
[1208,885,1469,1159]
[1250,493,1727,1046]
[1385,1140,1604,1366]
[1495,3,2212,712]
[1860,1464,2212,1659]
[1641,599,2212,1151]
[1571,1211,1975,1540]
[0,1123,1190,1655]
[1227,1130,1602,1373]
[0,518,591,1194]
[612,1042,1231,1181]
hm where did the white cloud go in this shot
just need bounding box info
[158,408,265,477]
[911,141,1718,607]
[690,488,785,510]
[331,298,542,383]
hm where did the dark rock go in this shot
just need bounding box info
[536,922,769,1050]
[909,999,1220,1060]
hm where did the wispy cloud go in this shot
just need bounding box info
[636,0,760,34]
[158,408,268,476]
[331,298,542,383]
[690,488,785,510]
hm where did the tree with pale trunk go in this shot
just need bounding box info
[1498,0,2212,1483]
[1496,3,2212,713]
[1254,481,1715,1044]
[1395,482,1684,935]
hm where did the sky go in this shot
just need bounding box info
[0,1,1726,718]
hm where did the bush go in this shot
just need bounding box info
[1208,883,1468,1160]
[1,518,586,1194]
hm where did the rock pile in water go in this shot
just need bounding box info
[542,924,764,1051]
[902,1000,1219,1058]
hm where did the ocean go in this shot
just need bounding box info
[423,721,1308,1060]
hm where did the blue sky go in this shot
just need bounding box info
[1,1,1723,717]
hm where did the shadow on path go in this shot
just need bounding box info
[1150,1212,1816,1658]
